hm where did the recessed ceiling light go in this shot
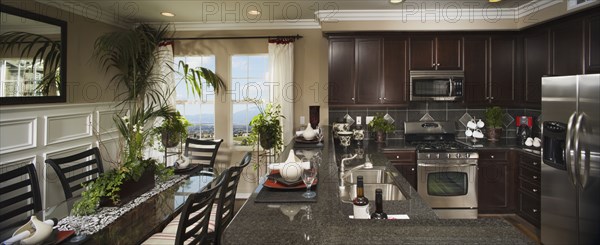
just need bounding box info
[161,12,175,17]
[489,0,502,2]
[248,10,261,15]
[390,0,404,3]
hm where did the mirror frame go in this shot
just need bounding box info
[0,3,67,105]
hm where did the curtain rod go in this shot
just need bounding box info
[165,34,302,41]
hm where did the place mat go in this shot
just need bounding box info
[254,186,317,203]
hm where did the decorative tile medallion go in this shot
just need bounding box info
[419,113,435,122]
[502,113,515,128]
[383,113,395,124]
[459,113,473,127]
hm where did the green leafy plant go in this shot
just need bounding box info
[249,102,285,153]
[485,106,504,129]
[368,114,395,133]
[0,31,62,95]
[154,109,191,147]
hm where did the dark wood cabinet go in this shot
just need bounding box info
[585,13,600,74]
[489,36,516,105]
[328,38,356,104]
[523,29,549,104]
[385,151,417,189]
[355,38,383,104]
[477,150,515,213]
[410,36,462,70]
[382,38,409,104]
[517,153,541,227]
[551,19,584,75]
[463,36,489,104]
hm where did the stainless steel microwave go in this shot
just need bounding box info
[410,70,464,101]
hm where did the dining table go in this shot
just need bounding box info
[0,168,214,245]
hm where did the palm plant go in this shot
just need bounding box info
[0,31,62,95]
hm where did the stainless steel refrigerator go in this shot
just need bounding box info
[541,74,600,245]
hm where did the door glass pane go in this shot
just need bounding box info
[427,171,468,196]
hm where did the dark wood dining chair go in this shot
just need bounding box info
[210,152,252,244]
[184,138,223,171]
[142,169,227,245]
[45,147,104,199]
[0,164,42,231]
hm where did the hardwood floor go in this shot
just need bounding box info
[479,214,541,244]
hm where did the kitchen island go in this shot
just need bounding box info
[222,133,535,244]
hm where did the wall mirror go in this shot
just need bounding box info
[0,4,67,105]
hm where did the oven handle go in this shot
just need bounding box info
[418,163,477,168]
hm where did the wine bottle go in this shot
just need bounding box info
[371,188,388,219]
[353,176,370,219]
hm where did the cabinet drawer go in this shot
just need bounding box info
[478,150,508,161]
[384,151,416,163]
[518,191,541,227]
[519,178,541,196]
[520,154,541,171]
[519,166,541,185]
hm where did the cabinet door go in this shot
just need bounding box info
[489,36,516,104]
[478,160,513,213]
[328,38,356,104]
[355,38,383,104]
[551,19,584,75]
[463,36,489,104]
[436,36,463,70]
[397,164,417,190]
[410,37,436,70]
[585,14,600,74]
[382,38,409,104]
[524,30,549,104]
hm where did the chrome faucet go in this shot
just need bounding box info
[339,154,373,189]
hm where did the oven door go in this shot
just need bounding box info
[417,160,478,209]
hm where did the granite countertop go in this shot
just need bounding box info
[222,134,535,244]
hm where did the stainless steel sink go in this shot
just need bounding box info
[343,166,395,184]
[340,183,406,202]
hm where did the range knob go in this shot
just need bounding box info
[466,153,470,158]
[456,153,461,158]
[427,154,431,159]
[436,154,440,159]
[447,153,451,158]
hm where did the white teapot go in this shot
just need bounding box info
[302,125,318,140]
[280,150,302,182]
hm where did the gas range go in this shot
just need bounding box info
[404,121,478,160]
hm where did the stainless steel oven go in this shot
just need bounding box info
[410,70,464,101]
[405,121,479,219]
[417,153,478,219]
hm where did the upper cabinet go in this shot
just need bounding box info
[489,35,516,105]
[550,18,584,75]
[463,36,489,104]
[328,38,356,105]
[410,36,462,70]
[584,13,600,74]
[328,36,409,106]
[523,29,550,105]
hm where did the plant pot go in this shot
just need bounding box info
[487,128,503,142]
[375,131,386,143]
[161,131,181,148]
[99,166,155,207]
[259,132,275,149]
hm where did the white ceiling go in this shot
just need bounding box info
[41,0,537,23]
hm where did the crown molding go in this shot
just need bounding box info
[35,0,131,28]
[157,19,321,31]
[315,0,561,22]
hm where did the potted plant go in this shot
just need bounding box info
[72,24,225,215]
[368,114,395,143]
[485,106,504,141]
[155,110,191,148]
[249,102,285,153]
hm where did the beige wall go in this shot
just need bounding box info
[1,0,125,104]
[173,29,329,151]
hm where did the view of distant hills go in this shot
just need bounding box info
[183,107,260,126]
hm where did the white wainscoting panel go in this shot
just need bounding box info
[45,113,93,146]
[0,118,37,154]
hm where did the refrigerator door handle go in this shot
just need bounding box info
[565,111,578,187]
[573,112,590,189]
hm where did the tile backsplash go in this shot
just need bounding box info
[329,102,541,140]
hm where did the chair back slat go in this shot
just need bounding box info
[175,169,227,245]
[0,164,42,232]
[45,147,104,199]
[184,138,223,169]
[212,152,252,244]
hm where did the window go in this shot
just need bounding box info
[0,59,45,96]
[174,56,216,139]
[231,55,269,146]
